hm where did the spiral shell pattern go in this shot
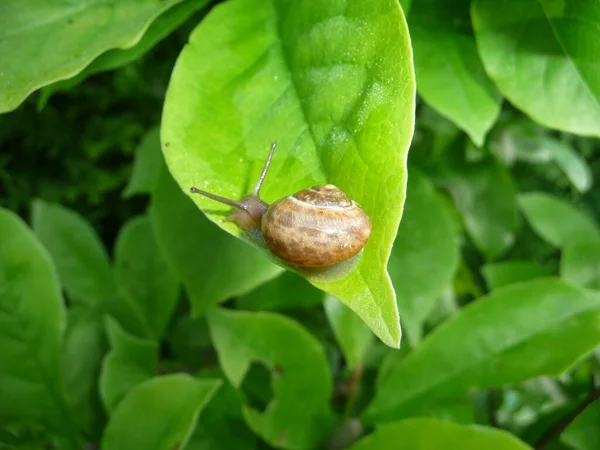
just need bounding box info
[262,184,371,267]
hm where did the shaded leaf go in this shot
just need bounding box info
[100,317,158,413]
[561,239,600,290]
[0,208,77,444]
[151,167,282,315]
[207,308,333,449]
[442,153,518,260]
[114,214,179,339]
[365,279,600,424]
[101,374,220,450]
[518,193,600,247]
[61,307,107,436]
[0,0,183,112]
[482,261,554,290]
[123,127,164,198]
[561,398,600,450]
[472,0,600,136]
[324,295,373,368]
[410,24,501,145]
[162,0,416,347]
[350,418,531,449]
[236,271,323,311]
[389,169,459,344]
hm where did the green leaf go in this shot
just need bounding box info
[561,238,600,290]
[123,127,164,198]
[350,418,532,450]
[0,0,183,112]
[187,372,258,450]
[161,0,415,348]
[389,169,459,345]
[151,167,282,315]
[38,0,210,108]
[410,24,501,146]
[441,152,518,260]
[365,279,600,424]
[236,271,324,311]
[100,317,158,414]
[0,208,76,444]
[324,295,373,368]
[518,193,600,247]
[114,214,179,339]
[32,199,115,308]
[472,0,600,137]
[32,200,153,338]
[61,307,107,436]
[207,308,334,449]
[544,138,593,193]
[482,261,554,290]
[101,374,221,450]
[561,398,600,450]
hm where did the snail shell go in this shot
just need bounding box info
[190,143,371,268]
[262,185,371,267]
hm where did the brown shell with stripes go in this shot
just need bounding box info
[262,185,371,267]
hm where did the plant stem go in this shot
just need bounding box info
[534,383,600,450]
[343,363,363,420]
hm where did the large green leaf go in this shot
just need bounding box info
[350,418,531,450]
[38,0,210,108]
[114,215,179,339]
[161,0,415,347]
[0,0,183,112]
[207,308,333,449]
[61,307,107,436]
[99,317,158,413]
[151,167,282,315]
[0,208,77,446]
[32,200,153,338]
[518,193,600,247]
[472,0,600,137]
[364,279,600,424]
[561,398,600,450]
[389,169,459,345]
[101,374,221,450]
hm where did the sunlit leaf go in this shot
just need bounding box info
[207,308,333,449]
[162,0,416,347]
[151,167,282,315]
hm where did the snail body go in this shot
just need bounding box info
[190,143,371,268]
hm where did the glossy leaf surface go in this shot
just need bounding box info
[162,0,416,347]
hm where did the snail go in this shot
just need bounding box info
[190,143,371,268]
